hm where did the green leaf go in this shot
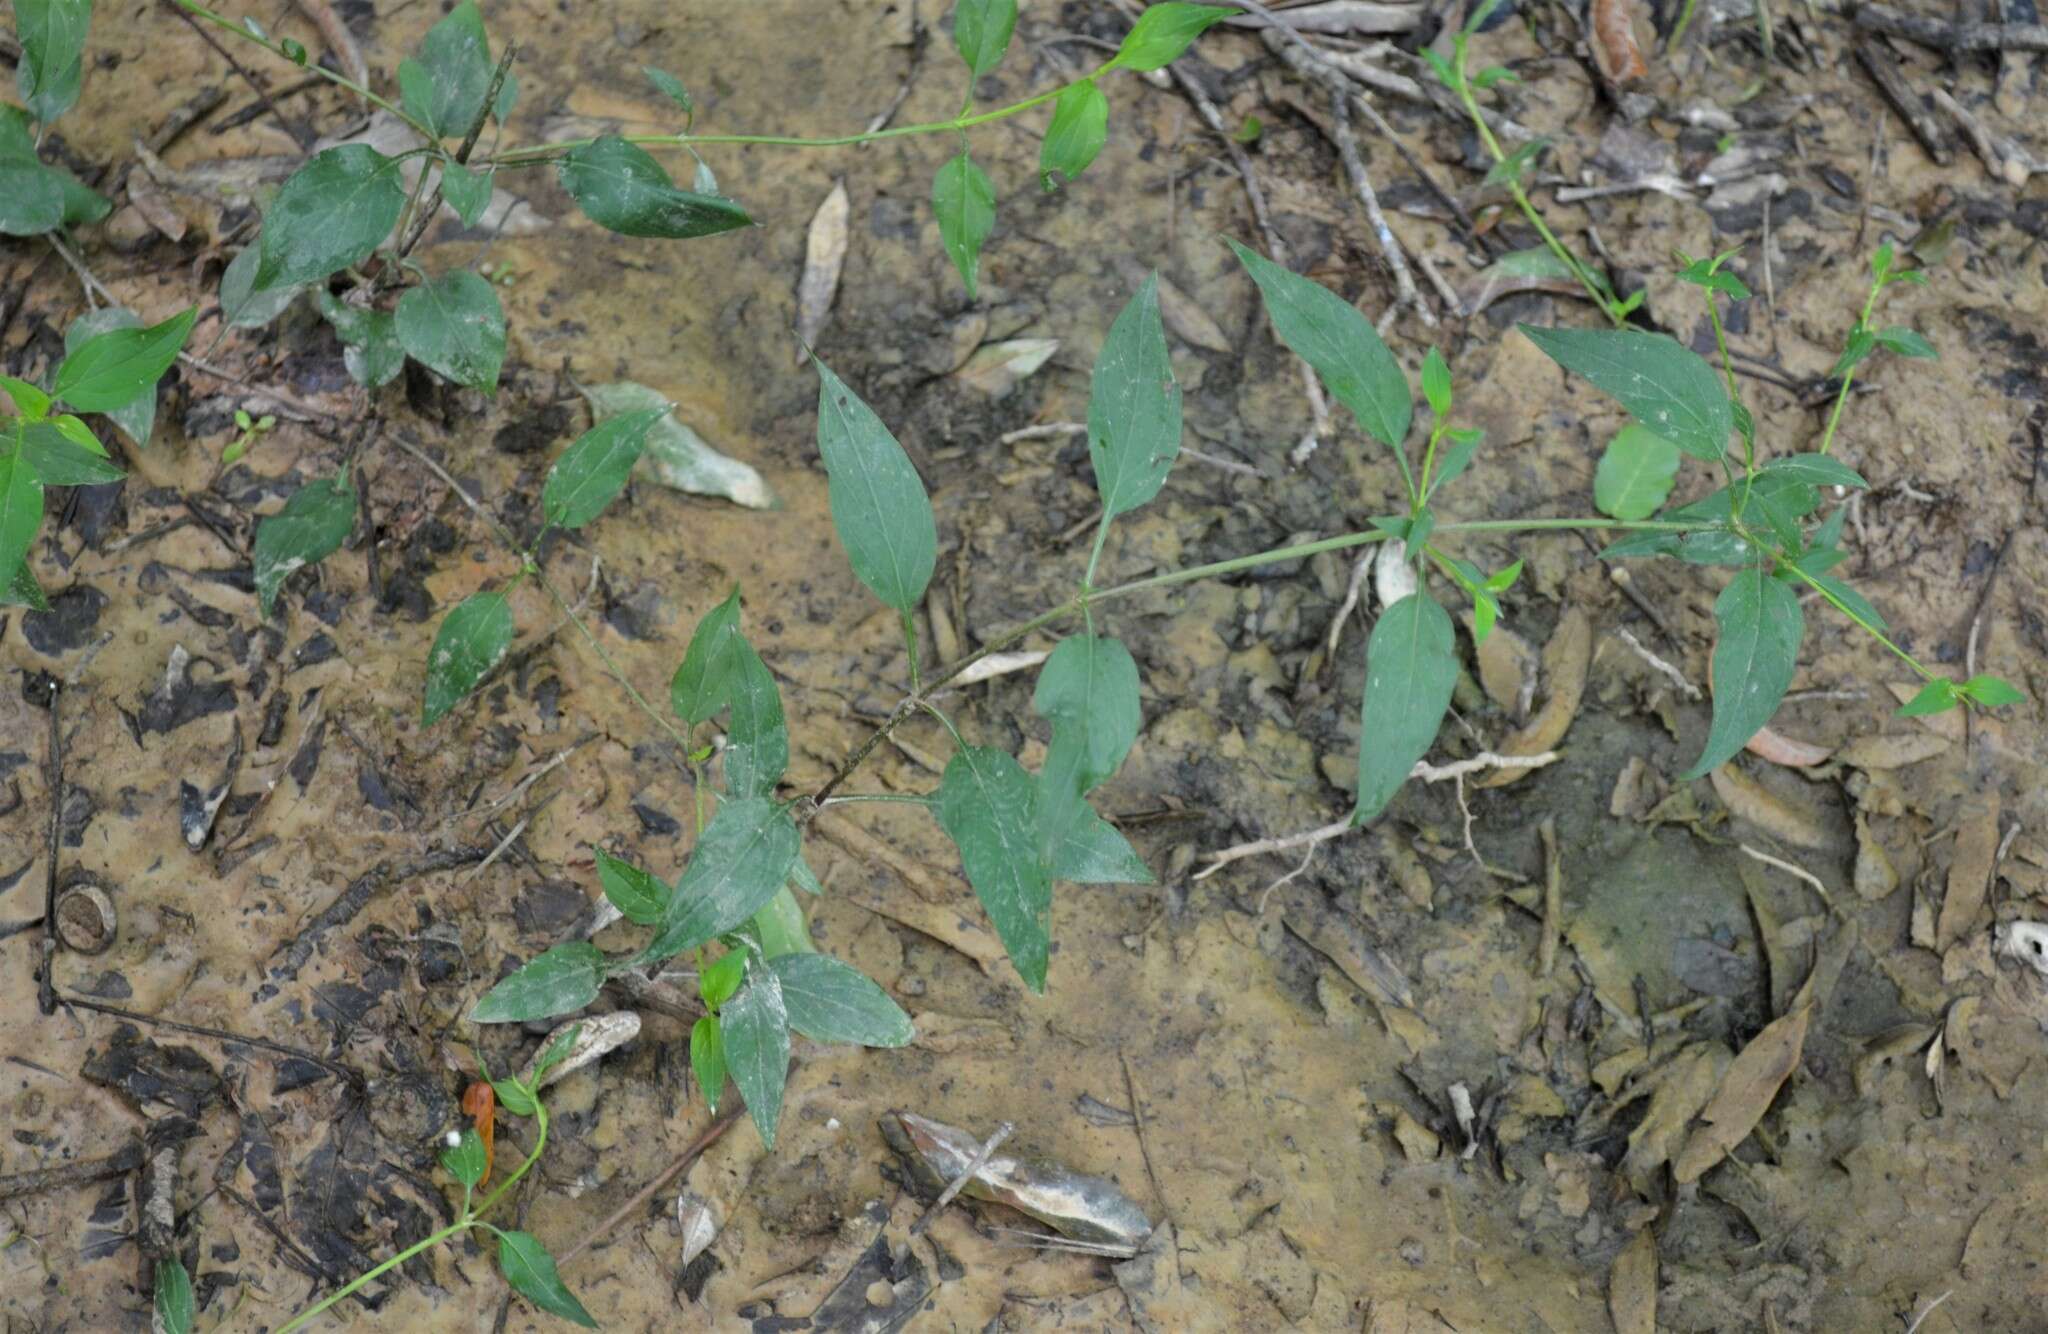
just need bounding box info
[423,589,514,724]
[1089,272,1183,520]
[1593,424,1681,521]
[644,66,693,116]
[1482,137,1548,187]
[1040,79,1108,190]
[1873,325,1935,359]
[690,1015,726,1110]
[811,356,937,613]
[1832,328,1876,378]
[542,408,665,529]
[557,136,753,239]
[1404,507,1436,561]
[722,638,787,799]
[953,0,1019,79]
[1355,592,1455,823]
[440,1126,487,1188]
[1682,568,1803,778]
[2,551,48,611]
[0,448,43,588]
[1034,634,1141,792]
[1231,240,1411,451]
[1896,678,1957,717]
[1428,427,1483,499]
[441,161,494,227]
[1042,785,1153,884]
[316,290,405,388]
[671,588,743,725]
[0,375,50,419]
[700,948,748,1011]
[19,422,122,485]
[491,1078,537,1117]
[396,270,506,392]
[1676,529,1750,566]
[53,306,194,413]
[721,968,791,1147]
[497,1230,597,1328]
[932,149,995,300]
[1759,453,1866,488]
[1960,674,2024,708]
[596,849,668,926]
[1420,348,1452,418]
[219,245,301,330]
[59,308,153,446]
[15,0,91,124]
[153,1258,193,1334]
[255,145,407,290]
[1706,270,1752,300]
[1110,2,1235,70]
[252,469,356,617]
[397,0,493,138]
[937,745,1051,992]
[470,941,606,1023]
[1520,325,1732,462]
[0,156,63,236]
[643,797,801,961]
[769,953,914,1047]
[1472,64,1518,89]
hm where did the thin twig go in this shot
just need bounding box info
[1616,627,1701,699]
[37,678,60,1016]
[558,1102,746,1266]
[908,1121,1014,1237]
[1119,1049,1181,1285]
[61,994,365,1090]
[1739,843,1835,911]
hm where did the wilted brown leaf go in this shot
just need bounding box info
[794,179,850,363]
[1591,0,1650,83]
[1621,1041,1728,1190]
[1478,607,1589,788]
[1710,763,1831,849]
[1936,795,2002,951]
[1608,1226,1657,1334]
[1673,1004,1811,1183]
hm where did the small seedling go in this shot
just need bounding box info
[221,408,275,465]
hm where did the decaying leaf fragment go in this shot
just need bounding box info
[794,180,850,364]
[1709,764,1830,849]
[1935,795,2002,951]
[1620,1041,1728,1190]
[952,338,1059,397]
[1477,607,1590,788]
[1672,1004,1811,1183]
[518,1011,642,1088]
[1608,1227,1657,1334]
[881,1110,1152,1249]
[579,381,775,510]
[1591,0,1650,83]
[1745,724,1830,768]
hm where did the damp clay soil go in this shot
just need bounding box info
[4,0,2048,1330]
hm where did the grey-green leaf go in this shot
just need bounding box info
[440,160,494,227]
[19,422,123,485]
[721,968,791,1147]
[596,849,669,926]
[811,355,937,613]
[316,289,404,388]
[542,407,665,529]
[1758,453,1866,488]
[1034,634,1140,792]
[497,1230,597,1328]
[1592,424,1681,521]
[15,0,91,124]
[219,245,302,330]
[153,1259,193,1334]
[644,797,801,961]
[644,66,693,115]
[2,555,49,612]
[1089,273,1183,520]
[1520,325,1732,462]
[1230,239,1411,450]
[396,270,506,391]
[253,469,356,617]
[255,145,407,290]
[440,1126,487,1188]
[558,136,752,239]
[768,953,914,1047]
[1873,325,1935,359]
[53,306,195,413]
[1682,567,1803,779]
[1355,591,1456,823]
[953,0,1018,79]
[672,588,743,724]
[723,639,788,800]
[1040,79,1108,190]
[397,0,492,139]
[932,149,995,300]
[423,589,513,724]
[1043,784,1153,885]
[937,745,1051,992]
[470,941,605,1023]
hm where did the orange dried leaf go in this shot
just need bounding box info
[1591,0,1649,83]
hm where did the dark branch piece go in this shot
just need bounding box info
[1854,39,1954,165]
[0,1142,144,1202]
[1855,2,2048,51]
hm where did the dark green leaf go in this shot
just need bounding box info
[1960,674,2024,708]
[1355,591,1455,823]
[398,0,493,139]
[1421,47,1457,88]
[53,306,194,413]
[1759,454,1866,488]
[953,0,1019,78]
[0,451,44,596]
[1404,507,1435,561]
[153,1258,193,1334]
[722,639,787,799]
[1873,325,1935,359]
[2,555,49,611]
[1088,272,1183,520]
[1040,79,1108,189]
[596,849,668,925]
[811,356,937,612]
[721,968,790,1147]
[1033,634,1141,792]
[316,290,404,388]
[58,308,151,448]
[1799,567,1886,633]
[643,797,801,961]
[220,245,302,330]
[252,469,356,617]
[1420,347,1452,418]
[542,408,665,529]
[1042,784,1153,884]
[1832,328,1876,378]
[1593,424,1681,521]
[671,588,743,725]
[1744,474,1819,552]
[937,745,1051,991]
[440,1127,487,1188]
[558,136,752,239]
[491,1078,537,1117]
[1111,2,1235,70]
[1472,64,1518,89]
[1427,427,1483,498]
[255,145,407,290]
[690,1015,725,1110]
[1520,325,1732,462]
[932,149,995,300]
[19,421,122,485]
[530,1023,582,1085]
[769,953,914,1047]
[644,66,693,115]
[1482,137,1548,187]
[1231,240,1411,450]
[15,0,90,124]
[497,1231,597,1328]
[1682,568,1803,778]
[1896,678,1957,717]
[470,941,605,1023]
[441,161,494,227]
[423,589,514,724]
[1675,529,1751,565]
[1706,270,1752,300]
[0,108,64,235]
[396,270,506,391]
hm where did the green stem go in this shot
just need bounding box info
[172,0,440,142]
[1817,281,1883,457]
[536,571,694,757]
[819,792,936,807]
[1776,558,1934,680]
[900,608,922,694]
[1699,286,1756,515]
[1414,420,1446,510]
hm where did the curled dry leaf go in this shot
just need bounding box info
[1373,540,1417,611]
[1838,732,1949,770]
[1620,1041,1727,1190]
[1853,1023,1940,1096]
[1745,724,1831,768]
[952,338,1059,398]
[126,169,187,242]
[794,180,850,365]
[1477,607,1589,788]
[1469,614,1535,715]
[1127,264,1230,353]
[1709,764,1830,849]
[882,1110,1153,1248]
[1672,1003,1811,1183]
[518,1011,642,1088]
[1935,795,2001,952]
[1608,1227,1657,1334]
[579,381,775,510]
[1852,814,1898,900]
[1591,0,1650,84]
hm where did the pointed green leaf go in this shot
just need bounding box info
[811,356,937,613]
[1427,427,1483,499]
[440,161,494,227]
[1482,137,1548,187]
[491,1078,537,1117]
[596,849,669,926]
[1420,347,1452,418]
[700,948,748,1012]
[558,136,752,239]
[1593,424,1681,521]
[423,589,514,724]
[1682,568,1803,777]
[1896,678,1958,717]
[671,588,743,724]
[768,953,914,1047]
[1355,591,1455,823]
[1040,79,1108,190]
[721,968,790,1147]
[1873,325,1935,359]
[1759,454,1866,488]
[937,745,1051,991]
[497,1231,597,1328]
[316,290,404,388]
[932,149,995,300]
[1832,328,1876,378]
[470,941,605,1023]
[220,245,302,330]
[530,1023,582,1085]
[723,638,787,799]
[953,0,1019,79]
[19,421,123,485]
[1110,2,1235,70]
[1797,567,1885,634]
[1089,274,1183,521]
[440,1126,487,1188]
[53,306,194,413]
[256,145,407,289]
[1960,674,2024,708]
[1033,634,1141,791]
[1231,239,1411,450]
[153,1258,193,1334]
[59,308,153,446]
[396,270,506,391]
[252,469,356,617]
[644,66,693,115]
[2,555,49,611]
[15,0,91,124]
[543,407,665,529]
[0,375,51,419]
[644,797,801,961]
[1520,325,1731,462]
[690,1014,726,1110]
[1043,784,1153,885]
[397,0,493,138]
[0,452,42,600]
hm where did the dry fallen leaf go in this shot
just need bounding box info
[1854,1023,1940,1096]
[1591,0,1650,83]
[1853,813,1898,900]
[1152,271,1232,353]
[1621,1041,1728,1190]
[1838,732,1950,770]
[1710,764,1831,850]
[1478,607,1589,788]
[1608,1226,1657,1334]
[1936,795,2002,951]
[1745,724,1831,767]
[794,179,850,364]
[1673,1004,1811,1183]
[125,168,187,242]
[952,337,1059,397]
[1469,614,1535,715]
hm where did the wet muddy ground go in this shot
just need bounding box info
[3,0,2047,1329]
